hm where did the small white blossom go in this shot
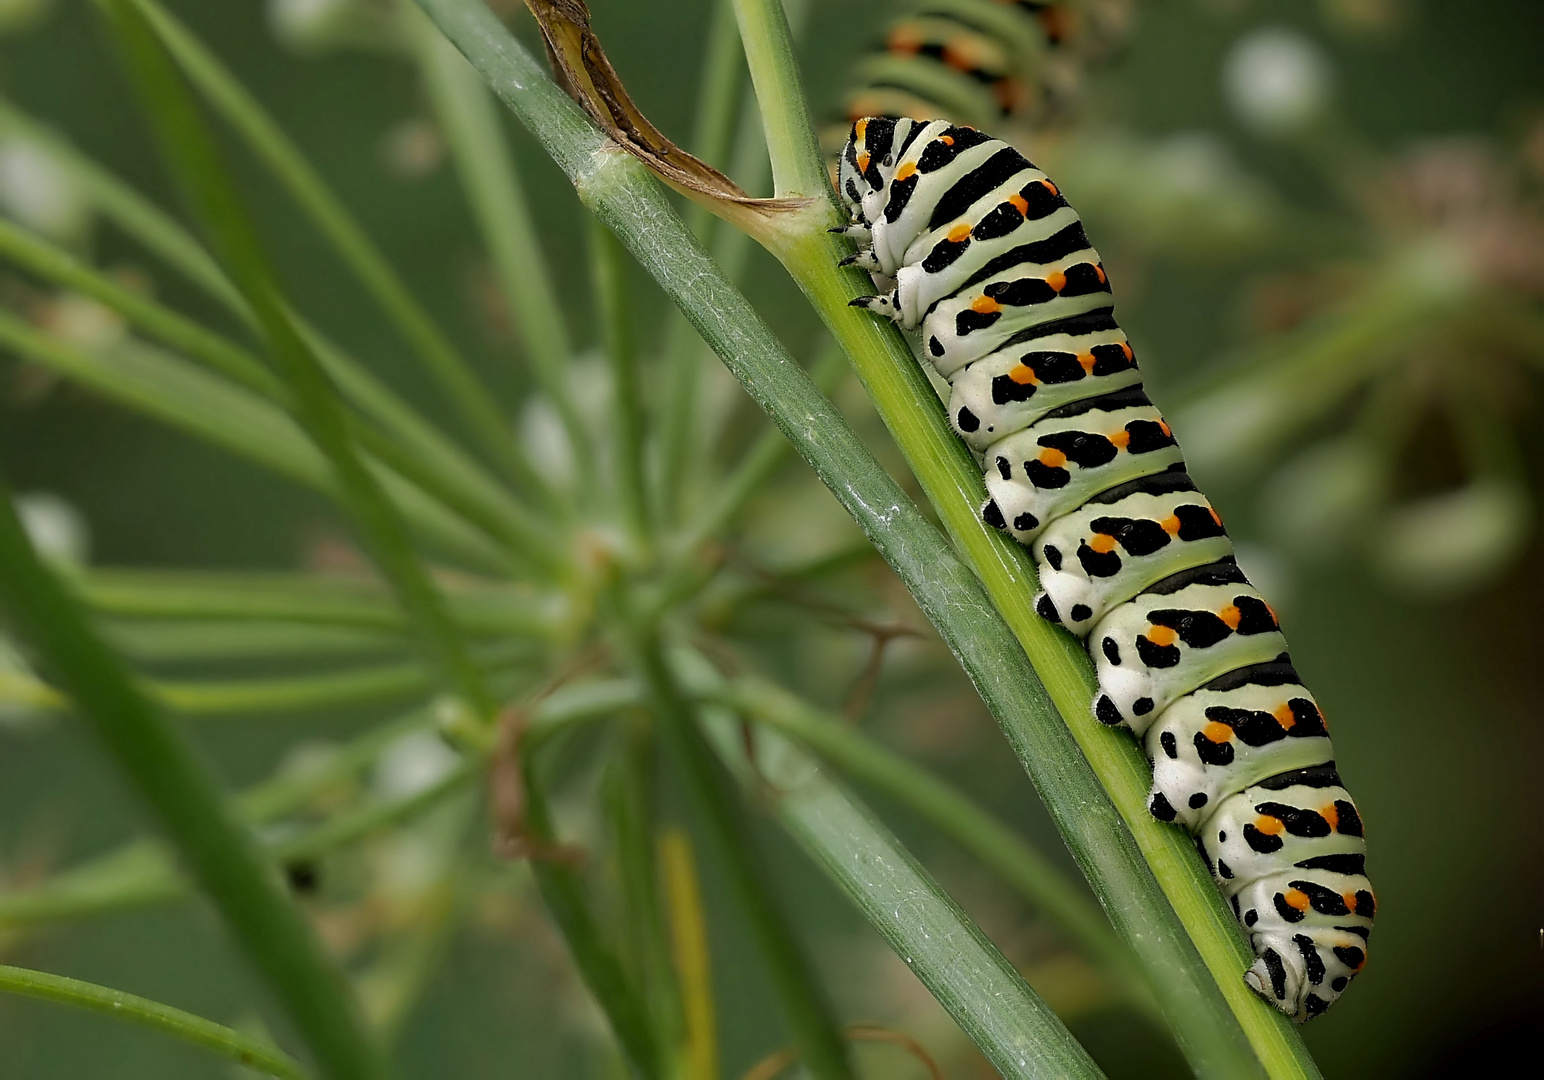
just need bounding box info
[1222,27,1333,135]
[373,729,461,800]
[15,491,89,566]
[0,136,89,243]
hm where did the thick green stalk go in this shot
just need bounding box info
[405,3,590,479]
[590,219,653,553]
[0,483,389,1080]
[716,674,1156,1020]
[730,1,1323,1075]
[616,617,853,1080]
[401,4,1279,1077]
[123,0,546,496]
[685,674,1105,1079]
[0,965,304,1079]
[100,0,494,718]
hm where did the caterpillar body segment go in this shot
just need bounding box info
[838,115,1374,1022]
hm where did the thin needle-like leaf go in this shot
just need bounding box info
[0,965,305,1079]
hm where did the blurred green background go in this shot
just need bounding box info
[0,0,1540,1076]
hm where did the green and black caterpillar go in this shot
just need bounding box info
[836,1,1129,135]
[836,116,1375,1022]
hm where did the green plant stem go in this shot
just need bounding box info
[100,0,495,720]
[123,0,548,498]
[0,965,304,1079]
[678,654,1104,1079]
[0,483,388,1080]
[404,2,590,480]
[614,614,853,1080]
[604,724,686,1079]
[103,620,406,663]
[589,218,653,553]
[729,1,1322,1073]
[657,0,747,521]
[716,674,1158,1020]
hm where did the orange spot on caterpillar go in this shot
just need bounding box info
[947,223,972,242]
[1273,702,1297,729]
[848,97,883,123]
[1094,263,1107,284]
[1254,815,1285,836]
[1218,605,1241,630]
[895,162,918,182]
[1038,447,1067,468]
[854,118,868,141]
[1343,892,1359,912]
[1038,178,1060,197]
[1283,888,1310,912]
[1120,341,1134,361]
[887,24,924,54]
[1108,429,1131,449]
[1008,193,1029,215]
[1208,506,1222,527]
[1046,270,1067,292]
[942,36,980,72]
[1202,721,1233,744]
[971,295,999,314]
[939,134,956,146]
[1008,363,1038,385]
[1088,533,1117,554]
[1321,804,1340,831]
[1146,625,1178,647]
[856,152,871,172]
[993,77,1028,112]
[1157,418,1172,438]
[1076,352,1097,373]
[1264,601,1280,626]
[1159,514,1182,535]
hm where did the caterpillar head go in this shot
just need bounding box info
[838,116,901,226]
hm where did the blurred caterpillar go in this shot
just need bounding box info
[836,1,1132,138]
[836,116,1374,1022]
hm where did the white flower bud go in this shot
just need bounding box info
[373,729,461,800]
[1374,479,1531,595]
[1259,437,1388,559]
[267,0,372,54]
[0,136,89,243]
[1222,27,1333,135]
[15,490,89,566]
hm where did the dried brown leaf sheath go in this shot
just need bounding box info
[521,0,810,220]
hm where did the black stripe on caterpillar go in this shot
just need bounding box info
[837,116,1374,1022]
